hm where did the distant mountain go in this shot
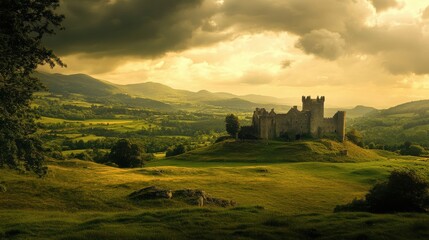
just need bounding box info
[38,72,297,107]
[36,72,123,97]
[204,98,259,110]
[121,82,192,102]
[381,100,429,115]
[119,80,292,105]
[36,72,174,112]
[325,105,378,119]
[38,72,380,114]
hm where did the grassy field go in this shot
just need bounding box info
[1,140,429,239]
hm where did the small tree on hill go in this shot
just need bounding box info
[346,129,363,147]
[225,114,240,139]
[109,139,144,168]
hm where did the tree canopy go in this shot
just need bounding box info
[225,114,240,138]
[0,0,64,176]
[109,139,145,168]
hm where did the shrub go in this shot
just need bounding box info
[400,144,425,156]
[238,126,258,140]
[346,129,363,146]
[215,135,233,143]
[335,169,429,213]
[225,114,240,138]
[109,139,145,168]
[75,151,93,161]
[166,144,186,157]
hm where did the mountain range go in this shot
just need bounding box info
[35,72,378,117]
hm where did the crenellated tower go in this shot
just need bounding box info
[302,96,325,137]
[251,96,345,142]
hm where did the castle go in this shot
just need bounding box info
[252,96,346,141]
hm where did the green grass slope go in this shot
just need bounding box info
[172,139,384,163]
[1,151,429,239]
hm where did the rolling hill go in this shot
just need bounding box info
[35,72,123,97]
[36,72,293,111]
[36,72,381,116]
[1,139,428,239]
[172,139,384,163]
[349,100,429,146]
[36,72,174,112]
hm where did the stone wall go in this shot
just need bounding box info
[252,96,345,141]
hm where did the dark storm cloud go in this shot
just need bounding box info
[217,0,369,35]
[46,0,220,57]
[47,0,429,76]
[369,0,399,12]
[296,29,345,60]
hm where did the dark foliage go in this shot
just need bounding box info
[166,144,186,157]
[0,0,64,176]
[399,141,425,156]
[238,126,258,140]
[346,129,363,147]
[225,114,240,138]
[335,169,429,213]
[109,139,145,168]
[215,135,233,143]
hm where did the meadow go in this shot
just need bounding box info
[1,140,429,239]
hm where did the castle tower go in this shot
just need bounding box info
[302,96,325,137]
[335,111,346,142]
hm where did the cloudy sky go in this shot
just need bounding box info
[41,0,429,108]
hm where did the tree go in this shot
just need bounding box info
[346,129,363,146]
[166,144,186,157]
[225,114,240,139]
[109,139,144,168]
[400,141,425,156]
[335,169,429,213]
[0,0,64,176]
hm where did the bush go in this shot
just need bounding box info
[109,139,145,168]
[75,151,93,161]
[166,144,186,157]
[346,129,363,146]
[400,143,425,156]
[335,169,429,213]
[238,126,258,140]
[215,135,233,143]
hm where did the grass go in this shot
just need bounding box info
[1,209,429,239]
[172,139,384,163]
[1,140,429,239]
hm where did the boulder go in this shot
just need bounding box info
[129,186,172,200]
[129,186,236,207]
[0,184,6,193]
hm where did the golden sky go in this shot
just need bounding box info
[42,0,429,108]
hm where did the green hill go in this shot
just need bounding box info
[325,105,378,119]
[36,72,123,97]
[350,100,429,146]
[121,82,193,102]
[172,139,384,163]
[36,72,175,112]
[1,147,428,239]
[382,100,429,115]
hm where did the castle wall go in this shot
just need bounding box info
[275,111,310,138]
[251,96,345,141]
